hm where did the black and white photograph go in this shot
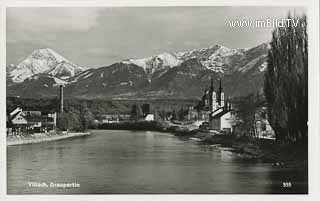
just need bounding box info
[2,3,318,198]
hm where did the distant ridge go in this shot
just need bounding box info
[7,43,269,99]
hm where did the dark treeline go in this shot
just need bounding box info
[7,97,197,115]
[6,97,198,131]
[264,14,308,143]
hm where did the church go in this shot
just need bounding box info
[197,78,235,133]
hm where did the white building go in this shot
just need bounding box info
[144,114,154,121]
[210,108,236,133]
[11,111,28,125]
[8,108,56,133]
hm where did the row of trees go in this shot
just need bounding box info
[56,103,94,131]
[130,103,191,121]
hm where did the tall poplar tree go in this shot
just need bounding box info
[264,14,307,143]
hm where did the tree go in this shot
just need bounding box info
[130,104,142,120]
[178,108,185,121]
[264,14,307,143]
[235,93,264,138]
[171,110,177,120]
[57,112,83,131]
[142,104,151,115]
[57,112,69,131]
[80,103,94,130]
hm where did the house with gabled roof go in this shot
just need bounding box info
[8,107,57,135]
[210,107,236,133]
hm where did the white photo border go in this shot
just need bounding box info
[0,0,318,201]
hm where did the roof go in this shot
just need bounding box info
[24,115,54,123]
[11,113,54,123]
[24,111,42,115]
[10,111,24,121]
[9,107,22,117]
[211,109,233,119]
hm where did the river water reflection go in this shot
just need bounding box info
[7,130,307,194]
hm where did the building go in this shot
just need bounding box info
[200,78,226,112]
[100,114,120,124]
[96,114,131,124]
[197,78,235,133]
[254,107,275,139]
[10,110,28,125]
[7,107,57,135]
[187,106,199,121]
[210,108,236,133]
[24,110,42,116]
[144,114,154,121]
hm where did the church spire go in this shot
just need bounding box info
[210,76,214,92]
[217,78,223,105]
[218,78,222,93]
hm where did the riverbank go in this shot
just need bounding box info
[7,132,91,146]
[176,131,307,168]
[97,121,307,169]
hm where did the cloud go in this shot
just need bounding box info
[86,47,106,55]
[7,7,102,32]
[7,7,306,68]
[184,41,200,47]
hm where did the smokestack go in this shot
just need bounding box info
[59,85,64,113]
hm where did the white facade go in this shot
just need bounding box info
[11,112,27,125]
[48,112,57,127]
[210,110,236,133]
[145,114,154,121]
[102,119,119,124]
[220,112,235,132]
[221,92,225,107]
[255,119,275,139]
[212,91,217,111]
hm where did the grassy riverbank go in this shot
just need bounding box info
[7,131,91,146]
[97,121,307,169]
[177,131,307,168]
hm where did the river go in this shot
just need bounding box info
[7,130,307,194]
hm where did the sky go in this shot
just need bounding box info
[7,7,306,68]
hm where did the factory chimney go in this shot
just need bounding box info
[59,85,64,113]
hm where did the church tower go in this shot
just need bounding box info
[204,86,209,107]
[217,78,223,106]
[212,91,217,111]
[209,77,214,93]
[221,91,225,108]
[209,77,214,110]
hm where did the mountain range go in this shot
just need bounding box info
[6,43,269,99]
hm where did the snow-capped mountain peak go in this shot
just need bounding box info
[33,48,67,63]
[8,48,84,83]
[122,44,245,74]
[122,52,182,74]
